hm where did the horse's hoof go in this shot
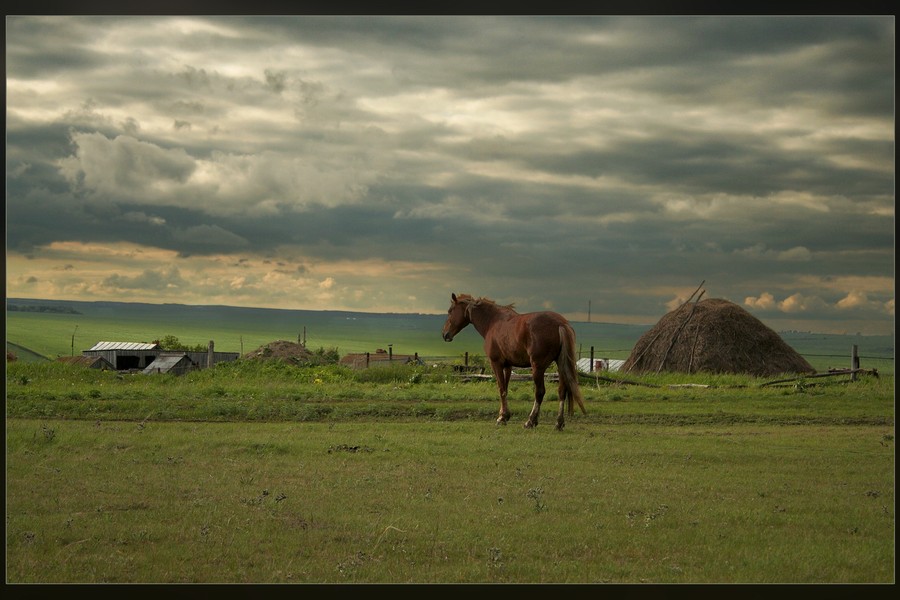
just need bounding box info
[524,420,536,429]
[496,419,507,426]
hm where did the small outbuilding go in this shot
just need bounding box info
[142,353,199,376]
[622,297,816,377]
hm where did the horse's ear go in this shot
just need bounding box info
[451,293,457,302]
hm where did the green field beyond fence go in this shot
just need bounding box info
[6,298,894,375]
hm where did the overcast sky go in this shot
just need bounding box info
[5,15,895,334]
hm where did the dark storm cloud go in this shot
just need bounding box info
[5,15,894,332]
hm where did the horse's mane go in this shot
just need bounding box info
[457,294,516,312]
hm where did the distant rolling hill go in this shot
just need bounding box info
[6,298,650,361]
[6,341,52,363]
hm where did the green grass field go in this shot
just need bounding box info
[6,419,893,584]
[5,357,895,584]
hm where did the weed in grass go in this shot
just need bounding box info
[489,547,504,569]
[336,551,370,579]
[38,424,56,443]
[527,487,546,513]
[328,444,374,454]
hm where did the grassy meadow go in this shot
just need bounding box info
[6,417,893,584]
[5,357,895,584]
[5,299,896,583]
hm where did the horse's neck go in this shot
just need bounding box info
[470,303,514,337]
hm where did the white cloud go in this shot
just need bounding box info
[58,132,195,198]
[122,211,166,226]
[735,244,812,261]
[744,292,776,310]
[836,290,870,310]
[776,247,812,262]
[102,266,187,291]
[56,132,375,217]
[778,293,829,313]
[835,290,894,316]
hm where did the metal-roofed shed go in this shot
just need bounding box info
[82,340,238,371]
[83,341,162,371]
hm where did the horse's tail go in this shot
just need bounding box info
[558,324,587,415]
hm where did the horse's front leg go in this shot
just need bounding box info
[525,366,546,429]
[492,363,511,425]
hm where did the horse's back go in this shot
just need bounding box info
[526,311,570,336]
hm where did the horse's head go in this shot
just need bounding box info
[442,292,472,342]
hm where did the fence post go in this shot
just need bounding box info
[366,352,370,368]
[590,346,595,372]
[465,352,469,367]
[851,344,859,381]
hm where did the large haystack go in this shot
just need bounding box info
[622,298,815,377]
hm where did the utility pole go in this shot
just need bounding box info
[587,300,591,323]
[71,325,78,356]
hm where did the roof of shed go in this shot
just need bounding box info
[88,341,160,351]
[57,355,114,367]
[143,354,197,373]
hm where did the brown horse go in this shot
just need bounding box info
[442,293,586,430]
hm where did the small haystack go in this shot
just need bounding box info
[623,295,815,377]
[243,340,317,365]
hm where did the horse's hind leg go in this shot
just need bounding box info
[555,379,567,431]
[525,365,546,428]
[492,364,512,425]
